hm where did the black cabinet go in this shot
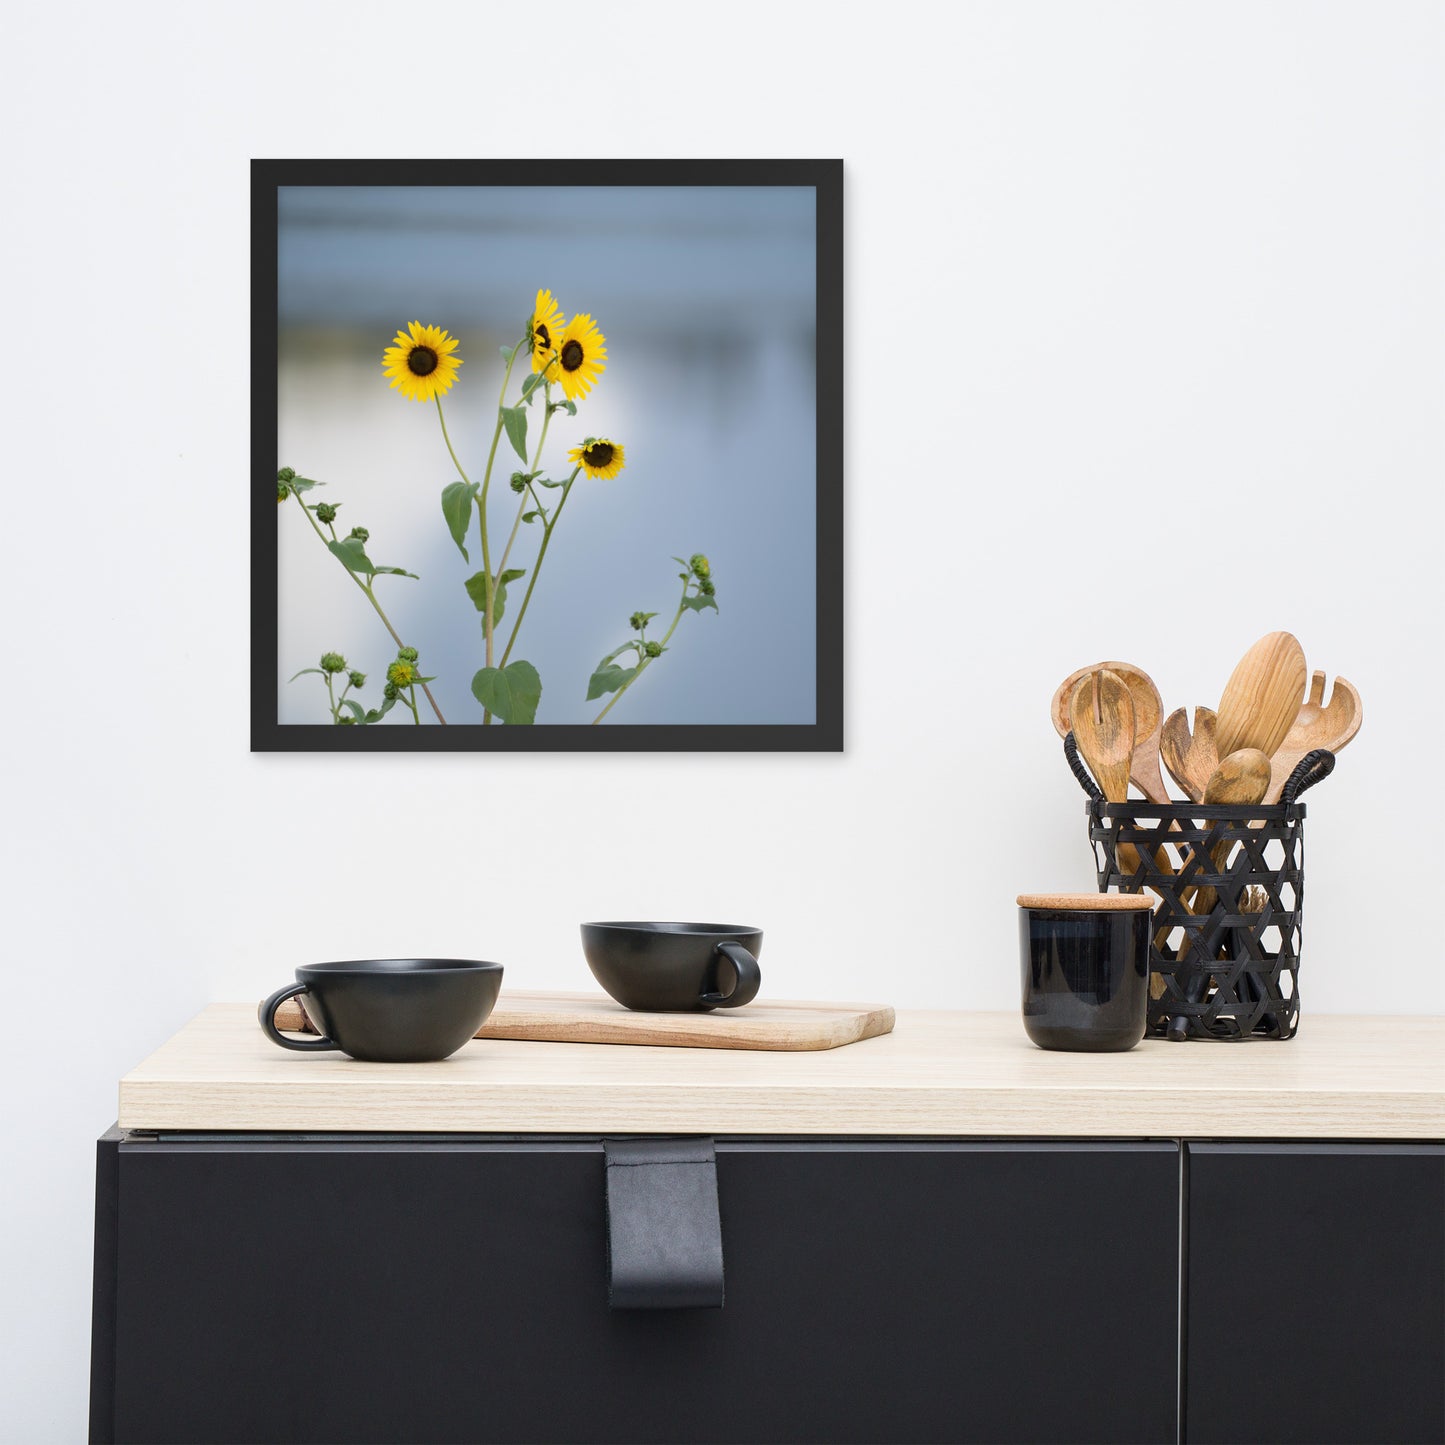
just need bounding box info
[1185,1143,1445,1445]
[91,1136,1180,1445]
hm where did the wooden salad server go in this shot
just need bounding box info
[1160,706,1219,805]
[1052,661,1170,804]
[1264,671,1362,803]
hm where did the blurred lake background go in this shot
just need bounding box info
[276,184,818,726]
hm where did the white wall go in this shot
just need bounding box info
[3,2,1440,1437]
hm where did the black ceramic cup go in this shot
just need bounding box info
[1017,895,1153,1052]
[258,959,504,1062]
[580,922,762,1012]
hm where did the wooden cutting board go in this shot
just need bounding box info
[272,989,895,1052]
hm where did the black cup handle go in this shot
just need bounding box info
[701,941,761,1009]
[258,983,339,1051]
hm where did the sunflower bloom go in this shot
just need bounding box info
[554,314,606,401]
[382,322,463,402]
[569,438,626,481]
[528,289,564,375]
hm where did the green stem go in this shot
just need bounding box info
[477,337,527,670]
[432,395,472,488]
[286,488,447,724]
[498,466,580,669]
[591,581,691,725]
[407,687,421,724]
[493,381,554,584]
[325,673,338,724]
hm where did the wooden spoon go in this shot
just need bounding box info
[1052,661,1170,803]
[1168,748,1273,1040]
[1265,671,1362,803]
[1215,632,1308,762]
[1160,706,1219,805]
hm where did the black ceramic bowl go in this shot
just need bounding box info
[581,922,763,1012]
[258,958,504,1062]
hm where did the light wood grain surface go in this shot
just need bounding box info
[116,1006,1445,1139]
[1016,894,1154,911]
[273,990,894,1052]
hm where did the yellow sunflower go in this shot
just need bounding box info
[554,313,607,401]
[382,322,463,402]
[528,289,564,374]
[569,438,626,480]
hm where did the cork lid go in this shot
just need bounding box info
[1016,892,1154,911]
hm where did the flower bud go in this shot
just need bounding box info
[387,660,417,688]
[348,670,366,689]
[397,646,419,663]
[277,467,296,484]
[337,715,356,725]
[510,473,528,494]
[644,640,663,659]
[320,652,347,674]
[630,612,647,631]
[699,579,716,596]
[384,682,400,700]
[316,502,338,524]
[690,554,710,579]
[276,480,290,503]
[348,526,370,544]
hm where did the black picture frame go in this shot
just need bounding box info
[251,158,843,752]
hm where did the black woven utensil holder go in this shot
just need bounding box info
[1065,737,1335,1040]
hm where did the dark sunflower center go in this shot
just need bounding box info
[560,339,584,372]
[583,442,614,468]
[534,323,551,351]
[407,346,439,377]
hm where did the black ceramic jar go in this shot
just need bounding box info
[1017,894,1154,1052]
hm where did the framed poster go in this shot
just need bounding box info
[252,158,841,750]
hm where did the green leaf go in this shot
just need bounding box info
[549,398,577,417]
[587,662,638,701]
[327,538,374,576]
[363,696,398,725]
[499,343,517,363]
[338,699,366,721]
[682,594,719,613]
[287,668,325,682]
[535,476,565,489]
[441,481,479,562]
[500,405,528,462]
[671,556,690,566]
[371,564,418,580]
[290,475,320,492]
[522,510,542,524]
[585,642,643,701]
[520,371,546,404]
[463,567,526,626]
[471,660,542,724]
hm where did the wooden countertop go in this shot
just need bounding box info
[117,1005,1445,1138]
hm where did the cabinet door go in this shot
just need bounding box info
[1185,1143,1445,1445]
[97,1137,1179,1445]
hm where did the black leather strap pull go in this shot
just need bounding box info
[604,1138,724,1310]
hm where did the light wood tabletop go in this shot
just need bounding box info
[117,1004,1445,1139]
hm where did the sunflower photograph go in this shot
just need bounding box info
[254,159,841,752]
